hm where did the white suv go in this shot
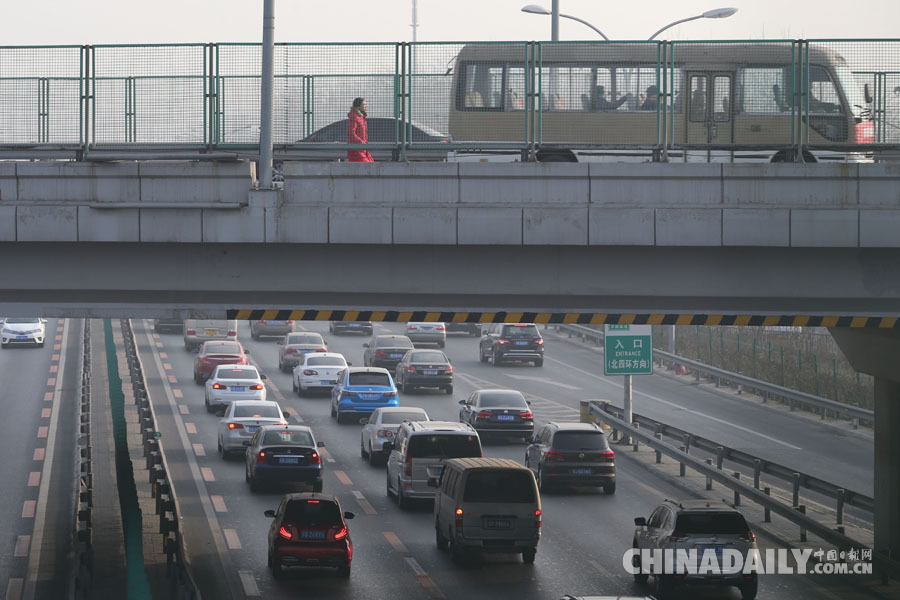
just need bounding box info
[1,318,46,348]
[632,499,759,599]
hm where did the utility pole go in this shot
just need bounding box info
[259,0,275,189]
[551,0,559,41]
[411,0,418,43]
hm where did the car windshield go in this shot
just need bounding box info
[287,334,322,345]
[348,372,392,387]
[205,343,240,354]
[284,500,342,526]
[233,405,281,418]
[463,471,535,503]
[380,411,428,425]
[262,430,313,446]
[407,434,481,459]
[477,392,527,408]
[306,356,346,367]
[675,512,749,534]
[410,352,447,363]
[552,432,609,451]
[5,318,41,324]
[376,337,413,349]
[217,368,259,380]
[501,324,539,337]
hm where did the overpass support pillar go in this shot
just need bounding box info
[874,378,900,566]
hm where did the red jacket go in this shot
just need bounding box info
[347,109,374,162]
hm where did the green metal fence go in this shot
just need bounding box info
[1,40,898,161]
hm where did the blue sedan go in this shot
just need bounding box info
[330,367,399,424]
[244,425,325,493]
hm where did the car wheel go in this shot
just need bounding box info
[604,481,616,495]
[367,443,379,466]
[740,579,758,600]
[445,385,453,395]
[435,524,449,550]
[331,403,337,418]
[271,557,284,579]
[492,350,502,366]
[218,440,226,460]
[534,358,544,367]
[312,480,323,493]
[438,341,445,348]
[0,343,6,349]
[655,574,675,599]
[538,467,551,493]
[336,410,345,424]
[360,439,368,459]
[193,371,201,385]
[249,474,260,493]
[396,479,408,509]
[336,565,350,578]
[522,548,537,564]
[292,378,298,393]
[386,472,395,497]
[479,345,488,363]
[38,342,45,348]
[400,379,409,394]
[205,397,212,413]
[449,537,465,565]
[632,546,649,583]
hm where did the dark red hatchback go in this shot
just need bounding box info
[193,341,249,384]
[265,493,354,578]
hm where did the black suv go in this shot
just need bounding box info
[525,422,615,494]
[479,323,544,366]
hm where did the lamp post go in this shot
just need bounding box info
[259,0,275,189]
[648,7,738,40]
[521,4,609,41]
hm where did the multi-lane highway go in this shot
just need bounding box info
[129,318,889,600]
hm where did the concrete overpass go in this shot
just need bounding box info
[0,158,899,575]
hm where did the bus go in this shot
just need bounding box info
[447,42,874,163]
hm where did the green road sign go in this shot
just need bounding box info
[603,324,653,375]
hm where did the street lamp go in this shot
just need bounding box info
[521,4,610,41]
[648,7,738,40]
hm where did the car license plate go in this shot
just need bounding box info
[205,329,218,336]
[279,457,300,465]
[496,415,515,421]
[515,340,529,345]
[230,386,246,392]
[390,353,402,358]
[16,336,28,340]
[349,323,360,327]
[485,519,510,529]
[246,426,259,433]
[571,468,592,475]
[320,380,331,385]
[424,369,438,375]
[300,530,326,540]
[361,393,380,400]
[700,545,725,558]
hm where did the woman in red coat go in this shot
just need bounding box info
[347,97,374,162]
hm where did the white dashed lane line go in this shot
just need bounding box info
[352,490,377,515]
[238,570,260,597]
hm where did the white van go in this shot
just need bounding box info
[431,457,541,564]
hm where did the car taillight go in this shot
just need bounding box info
[476,410,493,419]
[310,451,322,465]
[278,526,293,540]
[227,330,237,336]
[286,320,295,324]
[385,390,398,397]
[436,325,445,331]
[668,531,688,542]
[600,450,615,459]
[855,120,874,144]
[407,365,416,372]
[534,509,542,528]
[334,527,348,541]
[316,348,327,353]
[212,383,226,390]
[256,451,267,464]
[545,450,564,460]
[200,357,213,364]
[535,338,544,345]
[250,384,263,391]
[455,507,464,529]
[519,411,533,420]
[303,369,318,376]
[407,325,418,331]
[445,365,453,373]
[497,338,510,345]
[739,530,756,543]
[186,329,196,336]
[227,423,243,430]
[285,348,297,355]
[375,350,386,357]
[341,391,357,397]
[376,430,394,438]
[404,453,412,476]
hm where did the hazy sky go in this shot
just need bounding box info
[2,1,899,46]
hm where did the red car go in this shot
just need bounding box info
[265,493,354,578]
[193,341,249,384]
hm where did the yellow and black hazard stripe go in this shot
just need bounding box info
[227,310,899,328]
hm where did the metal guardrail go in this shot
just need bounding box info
[121,320,201,600]
[72,319,93,599]
[585,400,900,582]
[553,322,873,424]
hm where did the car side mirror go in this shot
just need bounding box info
[526,400,532,406]
[531,437,540,444]
[261,374,268,380]
[323,339,328,345]
[363,343,369,348]
[458,400,466,405]
[277,340,283,345]
[264,510,276,518]
[41,318,48,324]
[864,82,874,104]
[215,408,226,417]
[244,349,250,354]
[191,348,199,353]
[383,442,394,451]
[282,411,290,418]
[634,517,647,527]
[344,511,355,520]
[426,478,438,488]
[317,441,325,447]
[242,441,250,447]
[347,362,352,366]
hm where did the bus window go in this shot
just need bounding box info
[808,66,843,114]
[539,65,592,111]
[713,75,731,122]
[506,66,526,111]
[738,67,787,114]
[690,75,707,121]
[458,63,503,110]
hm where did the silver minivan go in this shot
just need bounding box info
[385,421,482,508]
[183,319,238,351]
[432,457,541,564]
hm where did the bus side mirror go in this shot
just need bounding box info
[864,83,873,104]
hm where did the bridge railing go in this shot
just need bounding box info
[1,39,899,160]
